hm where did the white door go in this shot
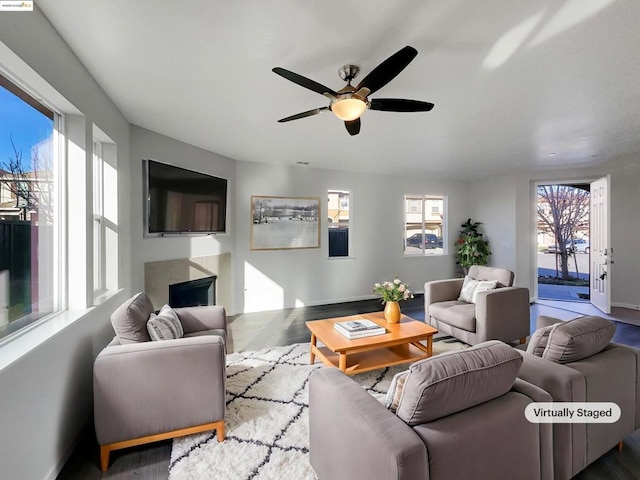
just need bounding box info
[590,175,611,313]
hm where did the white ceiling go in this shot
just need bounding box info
[37,0,640,180]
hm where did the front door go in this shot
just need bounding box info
[590,175,611,313]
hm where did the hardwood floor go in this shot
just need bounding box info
[57,297,640,479]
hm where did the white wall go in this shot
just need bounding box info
[470,155,640,308]
[234,161,469,313]
[129,128,470,315]
[0,8,132,480]
[129,125,236,305]
[467,173,518,275]
[607,157,640,307]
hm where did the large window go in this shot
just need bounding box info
[328,189,350,257]
[0,74,59,338]
[404,194,446,256]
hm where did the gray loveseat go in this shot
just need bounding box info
[93,292,227,471]
[309,341,553,480]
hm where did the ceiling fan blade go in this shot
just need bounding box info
[355,46,418,95]
[272,67,338,97]
[344,118,361,136]
[369,98,434,112]
[277,107,328,123]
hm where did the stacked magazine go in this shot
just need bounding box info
[334,318,386,339]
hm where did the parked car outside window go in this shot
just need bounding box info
[546,238,590,254]
[406,233,438,249]
[570,238,590,253]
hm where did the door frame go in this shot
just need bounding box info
[531,177,599,303]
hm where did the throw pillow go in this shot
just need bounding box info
[110,292,154,344]
[541,315,615,364]
[147,304,184,341]
[458,276,498,303]
[526,324,555,357]
[395,340,522,426]
[384,370,409,414]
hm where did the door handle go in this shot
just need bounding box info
[600,272,607,280]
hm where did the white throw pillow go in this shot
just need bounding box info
[384,370,409,413]
[458,276,498,303]
[147,304,184,341]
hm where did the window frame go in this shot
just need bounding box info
[403,194,447,257]
[327,189,351,259]
[92,139,105,295]
[0,73,64,341]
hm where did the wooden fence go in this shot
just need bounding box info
[0,220,31,322]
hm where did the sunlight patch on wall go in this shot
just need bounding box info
[243,261,284,313]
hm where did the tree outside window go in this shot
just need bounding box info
[537,184,590,280]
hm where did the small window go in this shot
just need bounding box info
[93,140,104,293]
[407,199,422,213]
[92,127,118,298]
[328,189,350,257]
[404,194,446,256]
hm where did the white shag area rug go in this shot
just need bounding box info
[169,337,467,480]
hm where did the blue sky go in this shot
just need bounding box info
[0,86,53,171]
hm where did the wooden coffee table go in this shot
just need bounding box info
[306,311,438,375]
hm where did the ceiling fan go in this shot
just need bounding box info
[272,46,434,136]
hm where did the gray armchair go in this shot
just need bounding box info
[309,341,553,480]
[424,265,530,345]
[517,315,640,480]
[93,293,227,471]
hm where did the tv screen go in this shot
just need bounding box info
[144,159,227,234]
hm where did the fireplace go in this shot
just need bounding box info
[169,276,217,308]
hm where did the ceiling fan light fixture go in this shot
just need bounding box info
[330,95,368,121]
[273,46,432,135]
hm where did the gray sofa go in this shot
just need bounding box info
[424,265,530,345]
[93,292,227,471]
[309,341,553,480]
[517,315,640,480]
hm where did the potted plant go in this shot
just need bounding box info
[455,218,491,274]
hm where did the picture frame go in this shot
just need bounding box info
[251,196,320,250]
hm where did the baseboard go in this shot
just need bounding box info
[301,293,379,307]
[233,293,430,316]
[235,294,378,315]
[612,302,640,311]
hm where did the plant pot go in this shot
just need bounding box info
[384,301,401,324]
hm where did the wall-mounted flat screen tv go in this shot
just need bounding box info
[143,159,227,235]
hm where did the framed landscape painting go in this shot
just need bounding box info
[251,196,320,250]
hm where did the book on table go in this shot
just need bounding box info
[334,319,386,339]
